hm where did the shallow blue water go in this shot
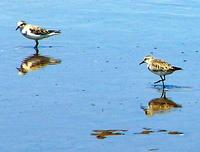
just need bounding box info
[0,0,200,152]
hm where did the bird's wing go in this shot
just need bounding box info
[151,59,174,72]
[28,25,51,35]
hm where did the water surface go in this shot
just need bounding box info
[0,0,200,152]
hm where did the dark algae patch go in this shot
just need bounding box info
[134,128,184,136]
[91,130,128,139]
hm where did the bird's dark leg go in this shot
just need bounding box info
[154,76,163,84]
[163,75,166,81]
[161,88,166,98]
[161,75,166,90]
[34,40,39,49]
[154,75,166,89]
[34,47,39,55]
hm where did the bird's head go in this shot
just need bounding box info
[16,67,27,75]
[139,55,154,65]
[16,21,27,30]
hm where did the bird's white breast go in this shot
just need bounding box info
[21,28,27,35]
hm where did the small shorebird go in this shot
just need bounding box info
[139,55,182,87]
[16,21,61,49]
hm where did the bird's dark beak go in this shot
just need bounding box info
[16,67,26,75]
[16,26,20,30]
[139,61,145,65]
[16,67,21,71]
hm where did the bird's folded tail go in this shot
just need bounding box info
[173,66,182,71]
[49,58,61,65]
[48,30,61,35]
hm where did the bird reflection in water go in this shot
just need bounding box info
[141,90,182,116]
[91,130,128,139]
[17,48,61,75]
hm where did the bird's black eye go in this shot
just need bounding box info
[20,23,25,26]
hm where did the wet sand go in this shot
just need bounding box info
[0,0,200,152]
